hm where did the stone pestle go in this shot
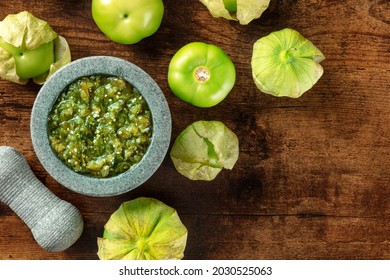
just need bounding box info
[0,146,84,252]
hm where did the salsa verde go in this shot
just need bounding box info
[48,75,152,178]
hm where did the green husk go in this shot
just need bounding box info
[170,120,239,181]
[251,28,325,98]
[97,197,188,260]
[199,0,270,25]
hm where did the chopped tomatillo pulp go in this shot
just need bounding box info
[48,75,153,178]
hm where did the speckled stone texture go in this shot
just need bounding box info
[30,56,172,197]
[0,146,84,252]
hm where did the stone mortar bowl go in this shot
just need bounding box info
[31,56,171,197]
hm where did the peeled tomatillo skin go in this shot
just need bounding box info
[0,38,54,79]
[92,0,164,44]
[251,28,325,98]
[168,42,236,108]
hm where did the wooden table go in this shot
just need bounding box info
[1,0,389,260]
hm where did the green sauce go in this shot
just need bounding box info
[48,75,153,178]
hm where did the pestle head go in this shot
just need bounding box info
[30,200,84,252]
[0,146,84,252]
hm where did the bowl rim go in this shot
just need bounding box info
[30,56,172,197]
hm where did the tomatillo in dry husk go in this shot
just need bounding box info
[170,120,239,181]
[0,11,71,85]
[251,28,325,98]
[200,0,270,25]
[97,197,187,260]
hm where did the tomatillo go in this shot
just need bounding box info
[168,42,236,108]
[0,11,71,85]
[223,0,237,12]
[0,38,54,80]
[91,0,164,44]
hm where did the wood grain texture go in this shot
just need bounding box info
[1,0,389,260]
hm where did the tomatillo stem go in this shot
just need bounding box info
[194,66,210,83]
[280,48,298,63]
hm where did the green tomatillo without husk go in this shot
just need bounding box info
[200,0,270,25]
[92,0,164,44]
[97,197,188,260]
[168,42,236,108]
[0,11,71,85]
[170,120,239,181]
[251,28,325,98]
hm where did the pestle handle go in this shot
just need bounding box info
[0,146,84,252]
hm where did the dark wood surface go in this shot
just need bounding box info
[1,0,390,260]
